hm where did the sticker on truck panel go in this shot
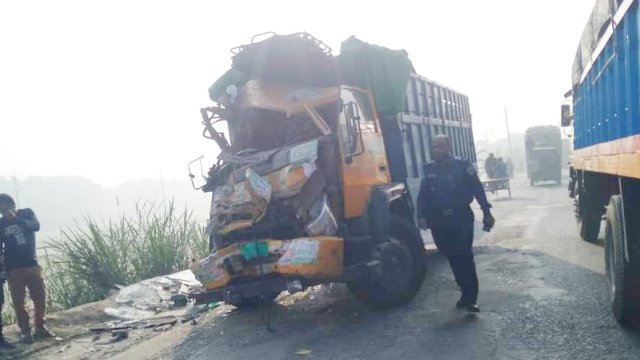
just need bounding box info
[289,140,318,164]
[245,168,272,201]
[278,239,320,265]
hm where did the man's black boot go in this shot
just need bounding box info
[456,297,466,309]
[466,304,480,313]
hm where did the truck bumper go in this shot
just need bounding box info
[191,276,291,304]
[190,260,381,305]
[191,236,344,296]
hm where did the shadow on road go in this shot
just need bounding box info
[169,246,640,359]
[531,182,564,188]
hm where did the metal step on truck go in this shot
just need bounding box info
[188,33,477,309]
[563,0,640,324]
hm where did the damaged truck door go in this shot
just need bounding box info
[342,99,362,163]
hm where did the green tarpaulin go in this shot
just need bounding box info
[208,34,414,115]
[337,36,414,115]
[208,68,247,103]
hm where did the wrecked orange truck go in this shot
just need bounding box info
[189,33,477,308]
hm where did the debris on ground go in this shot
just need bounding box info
[110,330,128,343]
[182,304,209,322]
[113,271,200,311]
[208,301,220,310]
[171,294,189,308]
[296,349,313,356]
[90,315,178,333]
[103,269,203,322]
[153,323,175,332]
[104,307,156,321]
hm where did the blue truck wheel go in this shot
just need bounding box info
[606,195,640,325]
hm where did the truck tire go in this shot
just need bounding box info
[348,214,427,309]
[575,181,600,242]
[605,195,640,325]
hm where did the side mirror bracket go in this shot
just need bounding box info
[561,104,572,127]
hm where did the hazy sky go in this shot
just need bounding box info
[1,0,595,186]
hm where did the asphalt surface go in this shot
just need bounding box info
[172,172,640,360]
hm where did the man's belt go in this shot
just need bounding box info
[427,206,468,217]
[440,209,455,217]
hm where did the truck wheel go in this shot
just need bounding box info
[605,195,640,325]
[575,181,600,242]
[227,292,280,309]
[348,214,427,309]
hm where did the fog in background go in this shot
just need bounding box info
[1,0,595,234]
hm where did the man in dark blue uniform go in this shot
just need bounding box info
[418,135,495,312]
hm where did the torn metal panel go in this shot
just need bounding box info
[237,80,340,117]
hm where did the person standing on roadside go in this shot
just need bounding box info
[0,245,15,349]
[0,194,55,344]
[418,135,495,312]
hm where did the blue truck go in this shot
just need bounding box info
[563,0,640,324]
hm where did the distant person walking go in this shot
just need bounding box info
[0,194,55,344]
[497,158,508,178]
[484,153,498,179]
[506,158,514,178]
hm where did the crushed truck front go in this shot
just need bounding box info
[191,80,350,305]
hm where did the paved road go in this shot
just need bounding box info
[172,172,640,360]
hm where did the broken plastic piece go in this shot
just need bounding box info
[296,349,313,356]
[305,194,337,236]
[208,302,220,310]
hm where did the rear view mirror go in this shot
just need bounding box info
[343,102,362,163]
[561,104,572,127]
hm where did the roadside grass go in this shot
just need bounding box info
[0,200,209,325]
[39,200,209,312]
